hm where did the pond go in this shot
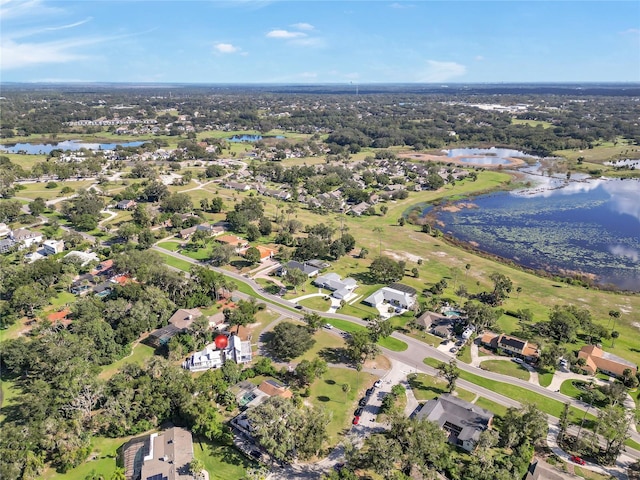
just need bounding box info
[227,134,285,142]
[0,140,146,154]
[444,147,533,165]
[432,178,640,291]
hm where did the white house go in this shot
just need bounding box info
[313,273,357,299]
[0,223,10,237]
[363,283,417,310]
[10,228,43,249]
[183,334,252,372]
[64,251,100,266]
[43,239,65,255]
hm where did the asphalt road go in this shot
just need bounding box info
[153,246,640,466]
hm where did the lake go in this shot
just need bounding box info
[0,140,146,154]
[432,178,640,291]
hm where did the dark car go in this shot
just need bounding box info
[359,397,367,407]
[352,416,360,425]
[250,450,262,459]
[365,387,374,397]
[570,455,586,465]
[354,407,363,416]
[294,305,303,310]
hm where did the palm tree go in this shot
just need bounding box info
[373,226,383,255]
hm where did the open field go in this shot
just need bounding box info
[554,138,640,164]
[480,359,531,381]
[408,373,475,403]
[99,343,156,379]
[14,179,95,200]
[511,119,553,129]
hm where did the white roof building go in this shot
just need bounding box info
[64,251,100,266]
[363,283,417,309]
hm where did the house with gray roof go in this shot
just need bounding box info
[415,394,493,452]
[363,283,417,310]
[280,260,320,277]
[313,273,357,299]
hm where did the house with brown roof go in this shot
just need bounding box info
[148,308,201,347]
[578,345,637,377]
[121,427,195,480]
[215,234,249,252]
[480,332,539,361]
[254,245,277,262]
[257,379,293,399]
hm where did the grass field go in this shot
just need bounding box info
[193,436,256,480]
[378,336,408,352]
[308,366,375,445]
[554,138,640,164]
[158,240,183,252]
[474,397,509,417]
[298,295,331,311]
[480,359,531,381]
[0,378,20,423]
[49,291,76,309]
[15,179,95,201]
[99,343,156,379]
[511,119,554,129]
[157,251,192,272]
[409,373,475,403]
[538,369,555,388]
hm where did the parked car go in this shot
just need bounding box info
[511,358,524,364]
[450,347,459,353]
[352,416,360,425]
[354,407,363,416]
[373,380,382,388]
[359,397,367,407]
[570,455,585,465]
[295,305,303,310]
[323,323,333,329]
[365,387,374,397]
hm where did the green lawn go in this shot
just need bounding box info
[409,373,474,403]
[323,318,367,333]
[42,435,126,480]
[158,240,182,251]
[99,343,156,380]
[193,436,256,480]
[480,359,530,381]
[308,366,375,445]
[157,251,192,272]
[474,397,509,417]
[298,295,331,312]
[456,345,472,364]
[49,291,76,309]
[423,358,597,424]
[511,118,553,129]
[538,369,555,388]
[0,378,20,423]
[296,328,347,363]
[378,336,408,352]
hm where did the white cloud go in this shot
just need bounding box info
[419,60,467,82]
[214,42,240,54]
[0,0,62,19]
[298,72,317,79]
[620,28,640,36]
[475,55,485,61]
[291,22,314,31]
[1,37,88,69]
[266,29,306,39]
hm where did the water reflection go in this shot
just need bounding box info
[0,140,145,154]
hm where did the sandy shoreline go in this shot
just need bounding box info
[398,152,527,169]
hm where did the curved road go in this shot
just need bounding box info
[153,246,640,467]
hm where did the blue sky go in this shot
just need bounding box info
[1,0,639,83]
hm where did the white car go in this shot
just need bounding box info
[323,323,333,329]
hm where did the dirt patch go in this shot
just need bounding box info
[383,250,423,264]
[364,355,391,372]
[632,322,640,331]
[440,202,478,213]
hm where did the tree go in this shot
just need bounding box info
[488,272,512,305]
[210,243,236,266]
[437,359,459,393]
[269,322,316,361]
[258,216,273,236]
[397,217,405,226]
[500,404,548,449]
[367,317,394,342]
[342,383,351,403]
[224,298,259,334]
[346,330,380,365]
[464,300,498,332]
[29,197,47,216]
[132,203,152,227]
[597,405,632,464]
[303,312,323,332]
[161,192,193,213]
[244,246,261,265]
[190,459,205,480]
[558,402,571,443]
[294,358,327,386]
[246,396,300,463]
[11,283,48,317]
[246,224,261,242]
[284,267,307,294]
[611,330,619,347]
[369,256,405,283]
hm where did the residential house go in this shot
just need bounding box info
[10,228,43,249]
[90,258,113,276]
[480,332,540,361]
[578,345,637,377]
[121,427,195,480]
[349,202,370,216]
[0,223,10,237]
[215,234,249,252]
[384,184,405,192]
[313,273,357,299]
[148,308,200,347]
[65,251,100,267]
[43,239,65,255]
[525,460,581,480]
[0,238,15,253]
[232,380,293,433]
[116,199,136,210]
[179,223,222,240]
[279,260,320,278]
[415,394,493,452]
[363,283,417,310]
[306,259,330,270]
[415,311,455,338]
[251,245,277,262]
[225,181,252,191]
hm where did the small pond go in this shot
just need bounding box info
[0,140,146,155]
